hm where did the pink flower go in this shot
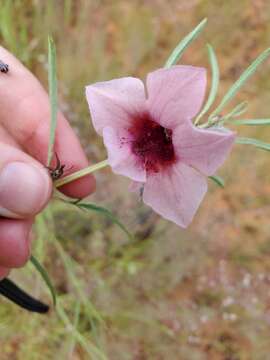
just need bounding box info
[86,66,235,227]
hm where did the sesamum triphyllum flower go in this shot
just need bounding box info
[86,65,236,228]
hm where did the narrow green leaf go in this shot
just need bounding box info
[195,44,219,124]
[164,18,207,68]
[223,101,249,121]
[30,255,57,306]
[233,118,270,126]
[57,305,107,360]
[209,175,225,188]
[74,202,133,240]
[47,36,58,167]
[236,137,270,151]
[211,47,270,118]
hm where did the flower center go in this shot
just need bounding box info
[129,113,176,173]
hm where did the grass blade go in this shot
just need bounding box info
[164,18,207,68]
[211,48,270,118]
[209,175,225,188]
[236,137,270,151]
[233,118,270,126]
[74,202,133,241]
[54,240,104,325]
[195,44,219,124]
[67,301,81,356]
[47,36,58,167]
[30,255,57,306]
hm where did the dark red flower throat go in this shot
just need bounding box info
[129,113,176,173]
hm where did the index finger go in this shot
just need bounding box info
[0,267,9,280]
[0,46,95,198]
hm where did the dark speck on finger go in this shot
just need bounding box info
[0,60,9,73]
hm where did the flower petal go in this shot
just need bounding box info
[146,65,206,129]
[103,127,146,182]
[86,77,146,135]
[143,163,207,227]
[173,122,236,176]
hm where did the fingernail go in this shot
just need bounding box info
[0,162,52,217]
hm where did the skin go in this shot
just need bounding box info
[0,46,96,279]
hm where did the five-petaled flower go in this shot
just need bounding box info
[86,66,236,227]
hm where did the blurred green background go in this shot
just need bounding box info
[1,0,270,359]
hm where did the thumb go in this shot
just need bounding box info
[0,142,52,218]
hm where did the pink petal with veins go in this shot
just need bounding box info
[146,66,206,129]
[103,126,146,182]
[86,77,146,135]
[143,163,207,227]
[173,122,236,176]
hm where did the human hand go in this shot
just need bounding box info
[0,46,95,279]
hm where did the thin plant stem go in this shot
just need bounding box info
[55,159,109,188]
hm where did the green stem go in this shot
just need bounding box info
[55,159,109,188]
